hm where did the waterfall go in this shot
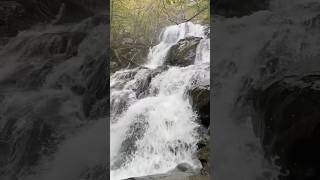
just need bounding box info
[110,22,210,180]
[145,22,206,68]
[0,14,109,180]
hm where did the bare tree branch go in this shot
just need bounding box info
[183,6,208,23]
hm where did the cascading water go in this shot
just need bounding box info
[145,22,206,68]
[0,14,109,180]
[110,22,210,180]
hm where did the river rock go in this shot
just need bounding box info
[197,140,210,176]
[165,37,202,67]
[170,163,196,173]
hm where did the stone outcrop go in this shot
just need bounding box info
[165,37,202,67]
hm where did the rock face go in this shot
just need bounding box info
[242,3,320,179]
[165,37,202,67]
[250,72,320,180]
[240,5,320,178]
[189,86,210,127]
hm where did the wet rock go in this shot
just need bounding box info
[213,1,320,179]
[111,115,148,169]
[80,164,108,180]
[23,32,87,58]
[135,66,169,98]
[189,86,210,127]
[19,63,53,89]
[89,98,108,120]
[170,163,195,173]
[83,52,108,117]
[0,92,81,177]
[165,37,202,67]
[176,163,193,172]
[187,84,210,175]
[250,72,320,179]
[204,27,210,38]
[0,7,108,178]
[197,139,210,176]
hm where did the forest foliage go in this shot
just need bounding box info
[110,0,209,71]
[111,0,209,46]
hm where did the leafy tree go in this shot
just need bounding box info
[110,0,209,70]
[111,0,209,45]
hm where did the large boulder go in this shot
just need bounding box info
[242,14,320,178]
[165,37,202,67]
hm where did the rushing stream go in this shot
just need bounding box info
[110,22,210,179]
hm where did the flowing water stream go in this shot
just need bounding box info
[110,22,210,180]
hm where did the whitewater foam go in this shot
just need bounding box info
[110,22,210,179]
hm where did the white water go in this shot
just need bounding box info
[145,22,206,68]
[110,22,210,180]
